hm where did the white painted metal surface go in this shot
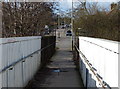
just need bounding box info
[79,36,119,88]
[0,36,41,88]
[0,39,2,89]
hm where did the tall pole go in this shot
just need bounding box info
[64,13,65,28]
[71,0,74,51]
[57,2,60,30]
[58,13,60,29]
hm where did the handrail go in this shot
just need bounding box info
[81,39,119,54]
[0,42,55,73]
[74,44,111,89]
[0,37,41,45]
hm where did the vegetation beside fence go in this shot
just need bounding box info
[73,2,119,41]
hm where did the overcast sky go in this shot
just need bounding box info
[59,0,119,11]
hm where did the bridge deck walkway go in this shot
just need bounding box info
[27,36,84,88]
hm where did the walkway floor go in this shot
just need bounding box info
[27,36,84,88]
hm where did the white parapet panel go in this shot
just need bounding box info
[0,36,41,88]
[79,36,119,88]
[0,38,2,89]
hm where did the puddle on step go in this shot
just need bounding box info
[52,69,60,73]
[52,69,68,73]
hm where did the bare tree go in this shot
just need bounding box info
[2,2,57,37]
[73,1,119,41]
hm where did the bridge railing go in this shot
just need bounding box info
[75,36,119,88]
[0,36,56,88]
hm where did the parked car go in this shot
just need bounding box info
[66,30,72,36]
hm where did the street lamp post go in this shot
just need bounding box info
[71,0,74,51]
[58,13,60,29]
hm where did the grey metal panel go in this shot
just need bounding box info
[0,36,42,88]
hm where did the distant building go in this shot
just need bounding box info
[110,3,117,10]
[107,2,118,15]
